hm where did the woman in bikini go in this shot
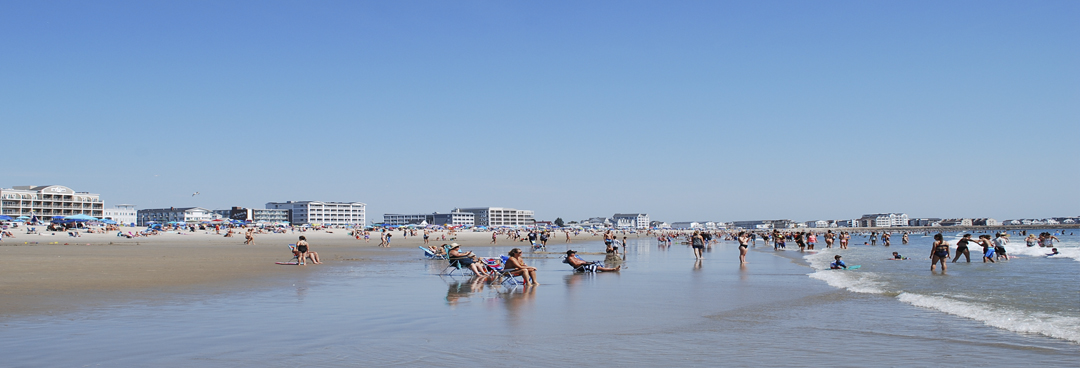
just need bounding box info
[930,233,949,272]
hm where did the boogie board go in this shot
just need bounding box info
[830,265,861,270]
[275,261,301,265]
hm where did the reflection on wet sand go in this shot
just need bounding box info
[445,276,489,306]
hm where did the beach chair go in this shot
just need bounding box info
[420,246,447,260]
[491,256,525,285]
[441,244,475,276]
[276,244,300,265]
[563,256,599,273]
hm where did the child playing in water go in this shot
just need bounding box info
[830,255,847,269]
[891,252,907,260]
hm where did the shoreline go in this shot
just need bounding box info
[0,229,630,318]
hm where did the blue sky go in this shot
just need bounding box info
[2,1,1077,223]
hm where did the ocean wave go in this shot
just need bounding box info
[805,252,886,294]
[897,293,1080,344]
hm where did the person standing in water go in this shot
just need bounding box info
[930,233,949,272]
[975,235,995,263]
[869,232,878,246]
[824,230,835,249]
[901,233,909,245]
[737,231,750,264]
[953,234,973,263]
[690,231,705,259]
[882,232,891,246]
[993,233,1009,261]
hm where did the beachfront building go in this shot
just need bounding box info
[266,201,366,226]
[215,207,289,223]
[137,207,214,226]
[807,220,832,228]
[858,213,909,228]
[580,217,612,228]
[456,207,534,227]
[670,221,703,230]
[432,211,474,227]
[650,221,670,229]
[103,204,137,226]
[0,185,105,219]
[612,213,650,229]
[939,218,973,227]
[971,218,999,226]
[908,218,942,227]
[383,213,430,226]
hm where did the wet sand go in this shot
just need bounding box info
[0,228,609,316]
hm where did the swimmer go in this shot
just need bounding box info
[1047,248,1059,256]
[830,255,847,269]
[889,251,907,260]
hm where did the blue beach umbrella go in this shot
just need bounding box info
[0,215,12,221]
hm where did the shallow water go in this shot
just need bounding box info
[1,236,1077,367]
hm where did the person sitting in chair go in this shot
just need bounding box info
[504,248,538,285]
[564,250,620,272]
[448,243,489,276]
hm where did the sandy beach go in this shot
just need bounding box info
[0,227,610,316]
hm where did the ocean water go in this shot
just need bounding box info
[1,235,1077,367]
[804,230,1080,344]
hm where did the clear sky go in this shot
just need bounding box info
[2,1,1077,224]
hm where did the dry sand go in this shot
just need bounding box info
[0,227,608,317]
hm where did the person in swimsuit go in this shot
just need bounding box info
[773,230,786,250]
[1026,234,1038,247]
[901,233,909,245]
[448,243,490,276]
[564,250,620,272]
[839,232,849,249]
[794,232,806,251]
[1039,233,1059,248]
[882,233,891,247]
[993,233,1009,261]
[953,234,973,263]
[976,235,995,263]
[691,231,705,259]
[824,230,835,249]
[930,233,949,272]
[504,248,537,284]
[891,251,906,260]
[295,235,321,265]
[869,232,878,246]
[737,231,750,264]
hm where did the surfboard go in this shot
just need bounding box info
[847,265,861,270]
[275,262,300,265]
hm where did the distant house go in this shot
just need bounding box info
[612,213,650,229]
[939,218,973,227]
[670,221,702,230]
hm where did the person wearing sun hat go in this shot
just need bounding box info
[447,243,489,276]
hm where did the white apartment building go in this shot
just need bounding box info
[456,207,534,227]
[670,221,703,229]
[612,213,650,229]
[103,204,137,226]
[432,211,474,227]
[859,213,909,227]
[266,201,366,226]
[137,207,214,225]
[0,185,104,219]
[383,213,431,226]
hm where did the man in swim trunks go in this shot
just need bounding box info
[953,234,973,263]
[564,250,620,272]
[993,233,1009,261]
[975,235,995,263]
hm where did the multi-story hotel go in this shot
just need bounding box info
[456,207,534,227]
[383,210,475,226]
[266,201,366,226]
[214,207,290,223]
[137,207,215,225]
[612,213,650,229]
[103,204,138,226]
[0,185,104,219]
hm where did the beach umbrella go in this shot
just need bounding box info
[0,215,12,221]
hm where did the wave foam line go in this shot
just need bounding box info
[898,293,1080,343]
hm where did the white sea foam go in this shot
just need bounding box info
[898,292,1080,343]
[805,252,886,294]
